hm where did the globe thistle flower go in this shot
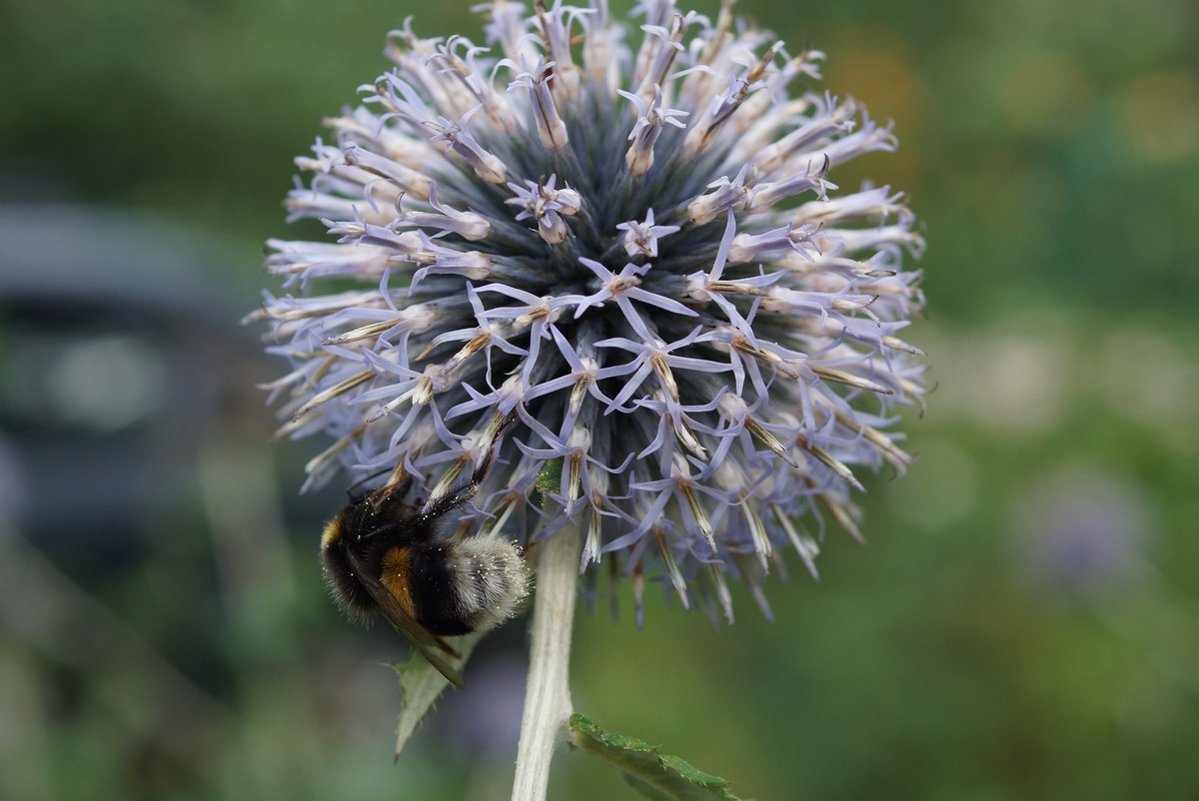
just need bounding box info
[255,0,927,622]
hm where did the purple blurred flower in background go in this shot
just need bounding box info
[252,0,927,620]
[1014,471,1154,597]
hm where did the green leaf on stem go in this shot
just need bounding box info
[535,457,563,498]
[567,713,743,801]
[392,629,487,759]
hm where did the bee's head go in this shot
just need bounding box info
[320,513,378,622]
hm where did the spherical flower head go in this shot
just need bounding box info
[254,0,927,622]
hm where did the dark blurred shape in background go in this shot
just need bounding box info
[1,1,1196,799]
[0,206,256,550]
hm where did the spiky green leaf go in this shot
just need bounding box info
[568,714,743,801]
[393,629,486,758]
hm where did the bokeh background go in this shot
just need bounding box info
[2,0,1197,799]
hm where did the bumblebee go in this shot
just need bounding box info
[320,422,528,687]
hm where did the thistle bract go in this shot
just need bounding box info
[256,0,927,621]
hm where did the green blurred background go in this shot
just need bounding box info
[1,1,1196,799]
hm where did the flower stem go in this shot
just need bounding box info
[511,528,581,801]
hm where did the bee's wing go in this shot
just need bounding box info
[345,551,466,688]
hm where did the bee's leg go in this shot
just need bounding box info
[379,463,416,503]
[416,469,485,526]
[352,457,422,508]
[346,465,393,503]
[416,412,516,525]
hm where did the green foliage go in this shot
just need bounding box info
[536,458,564,498]
[1,1,1197,800]
[393,630,487,758]
[568,714,742,801]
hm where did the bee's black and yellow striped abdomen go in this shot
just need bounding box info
[320,483,529,637]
